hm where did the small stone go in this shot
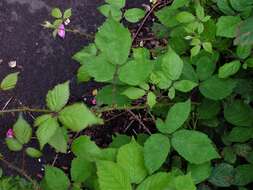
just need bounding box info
[8,60,17,68]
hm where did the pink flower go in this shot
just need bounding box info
[91,98,97,105]
[6,128,14,138]
[58,24,65,38]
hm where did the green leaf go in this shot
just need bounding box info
[196,56,216,81]
[171,0,189,9]
[199,75,236,100]
[117,139,148,184]
[48,127,68,153]
[137,172,173,190]
[46,81,70,111]
[147,92,157,108]
[229,0,253,12]
[25,147,42,158]
[0,72,19,91]
[222,147,237,164]
[216,16,241,38]
[236,45,252,59]
[144,134,170,174]
[174,174,196,190]
[234,17,253,45]
[224,100,253,127]
[208,163,235,187]
[71,157,94,183]
[59,103,102,132]
[97,160,132,190]
[217,0,236,15]
[173,80,198,92]
[119,59,153,85]
[161,100,191,134]
[5,138,23,151]
[187,162,211,184]
[95,19,131,65]
[35,115,59,149]
[121,87,145,100]
[155,7,179,28]
[86,54,116,82]
[233,144,252,158]
[191,45,201,57]
[233,164,253,186]
[51,8,62,18]
[77,65,91,82]
[202,42,213,53]
[198,99,220,120]
[105,0,125,9]
[44,166,70,190]
[110,134,131,148]
[218,60,241,79]
[72,44,97,65]
[162,47,184,81]
[124,8,145,23]
[71,136,102,161]
[176,12,195,23]
[13,115,32,144]
[63,8,72,19]
[172,130,220,164]
[227,127,253,143]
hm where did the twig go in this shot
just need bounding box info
[2,97,13,110]
[0,156,40,190]
[132,2,161,43]
[127,109,152,135]
[0,107,52,114]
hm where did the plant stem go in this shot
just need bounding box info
[0,107,52,114]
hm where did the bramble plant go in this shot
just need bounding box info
[1,0,253,189]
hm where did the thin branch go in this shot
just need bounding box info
[0,107,52,114]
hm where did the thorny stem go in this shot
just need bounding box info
[0,107,52,114]
[0,156,40,190]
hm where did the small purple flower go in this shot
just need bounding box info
[6,128,14,138]
[91,98,97,105]
[58,24,65,38]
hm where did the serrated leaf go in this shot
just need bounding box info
[119,59,153,86]
[137,172,172,190]
[0,72,19,91]
[227,127,253,143]
[172,130,220,164]
[36,116,59,149]
[51,8,62,18]
[202,42,212,53]
[174,173,196,190]
[95,18,131,65]
[59,103,102,132]
[176,12,195,23]
[161,100,191,134]
[72,44,97,65]
[5,138,22,151]
[147,92,156,108]
[224,100,253,127]
[71,136,102,161]
[49,127,68,153]
[236,45,252,59]
[97,160,132,190]
[171,0,189,9]
[117,139,148,184]
[196,56,216,81]
[198,98,220,120]
[233,164,253,186]
[105,0,125,9]
[71,157,94,183]
[208,163,235,187]
[13,115,32,144]
[218,60,241,78]
[162,47,184,80]
[173,80,198,92]
[155,7,179,28]
[44,166,70,190]
[26,147,42,158]
[63,8,72,19]
[46,81,70,111]
[124,8,145,23]
[187,162,211,184]
[216,16,241,38]
[121,87,145,100]
[199,75,236,100]
[144,134,170,174]
[222,147,237,164]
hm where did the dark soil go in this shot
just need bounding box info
[0,0,148,179]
